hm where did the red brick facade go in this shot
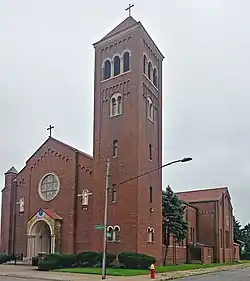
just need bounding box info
[0,15,236,266]
[176,187,234,264]
[1,16,164,264]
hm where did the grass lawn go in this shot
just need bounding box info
[57,261,249,276]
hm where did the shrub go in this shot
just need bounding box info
[75,251,99,267]
[118,252,156,269]
[59,254,76,268]
[95,252,116,267]
[0,254,12,264]
[32,256,38,266]
[38,253,63,271]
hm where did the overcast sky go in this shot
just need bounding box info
[1,0,249,225]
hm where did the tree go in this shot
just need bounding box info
[162,185,188,265]
[233,216,243,243]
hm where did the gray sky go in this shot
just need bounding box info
[1,0,249,225]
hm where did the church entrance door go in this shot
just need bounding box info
[27,220,54,257]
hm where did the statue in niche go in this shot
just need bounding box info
[78,189,92,210]
[17,197,25,213]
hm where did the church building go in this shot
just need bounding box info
[1,14,164,263]
[1,13,237,265]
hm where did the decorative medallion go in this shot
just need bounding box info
[36,209,45,219]
[38,173,60,201]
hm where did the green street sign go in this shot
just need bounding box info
[95,225,104,230]
[107,232,112,238]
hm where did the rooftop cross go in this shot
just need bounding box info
[125,4,134,17]
[47,125,54,137]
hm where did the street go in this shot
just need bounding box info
[176,267,250,280]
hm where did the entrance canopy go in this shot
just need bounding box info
[26,208,62,257]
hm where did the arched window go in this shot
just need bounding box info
[143,55,147,74]
[110,93,123,117]
[114,225,120,242]
[147,96,154,121]
[148,61,152,80]
[103,60,111,80]
[111,98,116,116]
[113,56,121,76]
[147,227,155,243]
[153,68,158,88]
[123,51,130,72]
[117,95,122,114]
[107,226,113,242]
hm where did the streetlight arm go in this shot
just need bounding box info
[118,157,192,186]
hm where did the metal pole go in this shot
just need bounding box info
[13,179,17,264]
[102,159,110,280]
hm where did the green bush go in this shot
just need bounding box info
[32,256,38,266]
[118,252,156,269]
[95,252,116,267]
[240,252,250,260]
[0,253,12,264]
[38,251,116,271]
[59,254,76,268]
[75,251,99,267]
[38,253,63,271]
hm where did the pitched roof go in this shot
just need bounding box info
[93,16,164,59]
[95,16,138,44]
[27,208,62,222]
[5,166,18,175]
[176,187,228,203]
[25,136,93,164]
[43,209,62,220]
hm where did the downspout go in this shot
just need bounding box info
[73,149,79,254]
[185,206,189,263]
[222,194,225,263]
[12,179,18,262]
[215,201,219,263]
[28,171,32,217]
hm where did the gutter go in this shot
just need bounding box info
[73,149,79,254]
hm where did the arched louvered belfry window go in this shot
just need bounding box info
[103,60,111,80]
[153,68,158,88]
[143,55,147,74]
[113,56,121,76]
[123,51,130,72]
[148,61,152,80]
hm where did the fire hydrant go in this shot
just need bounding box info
[150,263,156,279]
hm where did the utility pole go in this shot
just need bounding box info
[101,159,110,280]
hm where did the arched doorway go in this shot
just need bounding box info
[27,220,53,257]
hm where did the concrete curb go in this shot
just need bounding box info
[0,273,72,281]
[160,263,250,280]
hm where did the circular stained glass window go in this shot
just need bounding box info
[38,173,60,201]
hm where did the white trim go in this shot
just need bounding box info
[28,218,53,236]
[38,173,60,202]
[101,58,112,68]
[114,225,120,231]
[110,92,123,117]
[111,53,122,61]
[121,49,131,57]
[147,96,154,122]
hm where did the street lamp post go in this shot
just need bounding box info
[101,157,192,279]
[101,159,110,280]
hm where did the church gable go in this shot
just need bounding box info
[19,137,92,173]
[94,16,139,45]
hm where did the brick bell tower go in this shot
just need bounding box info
[92,11,164,263]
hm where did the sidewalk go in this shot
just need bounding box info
[0,263,250,281]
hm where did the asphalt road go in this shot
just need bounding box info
[178,267,250,280]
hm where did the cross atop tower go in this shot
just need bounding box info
[47,125,54,137]
[125,4,134,17]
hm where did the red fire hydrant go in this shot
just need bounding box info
[150,263,156,279]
